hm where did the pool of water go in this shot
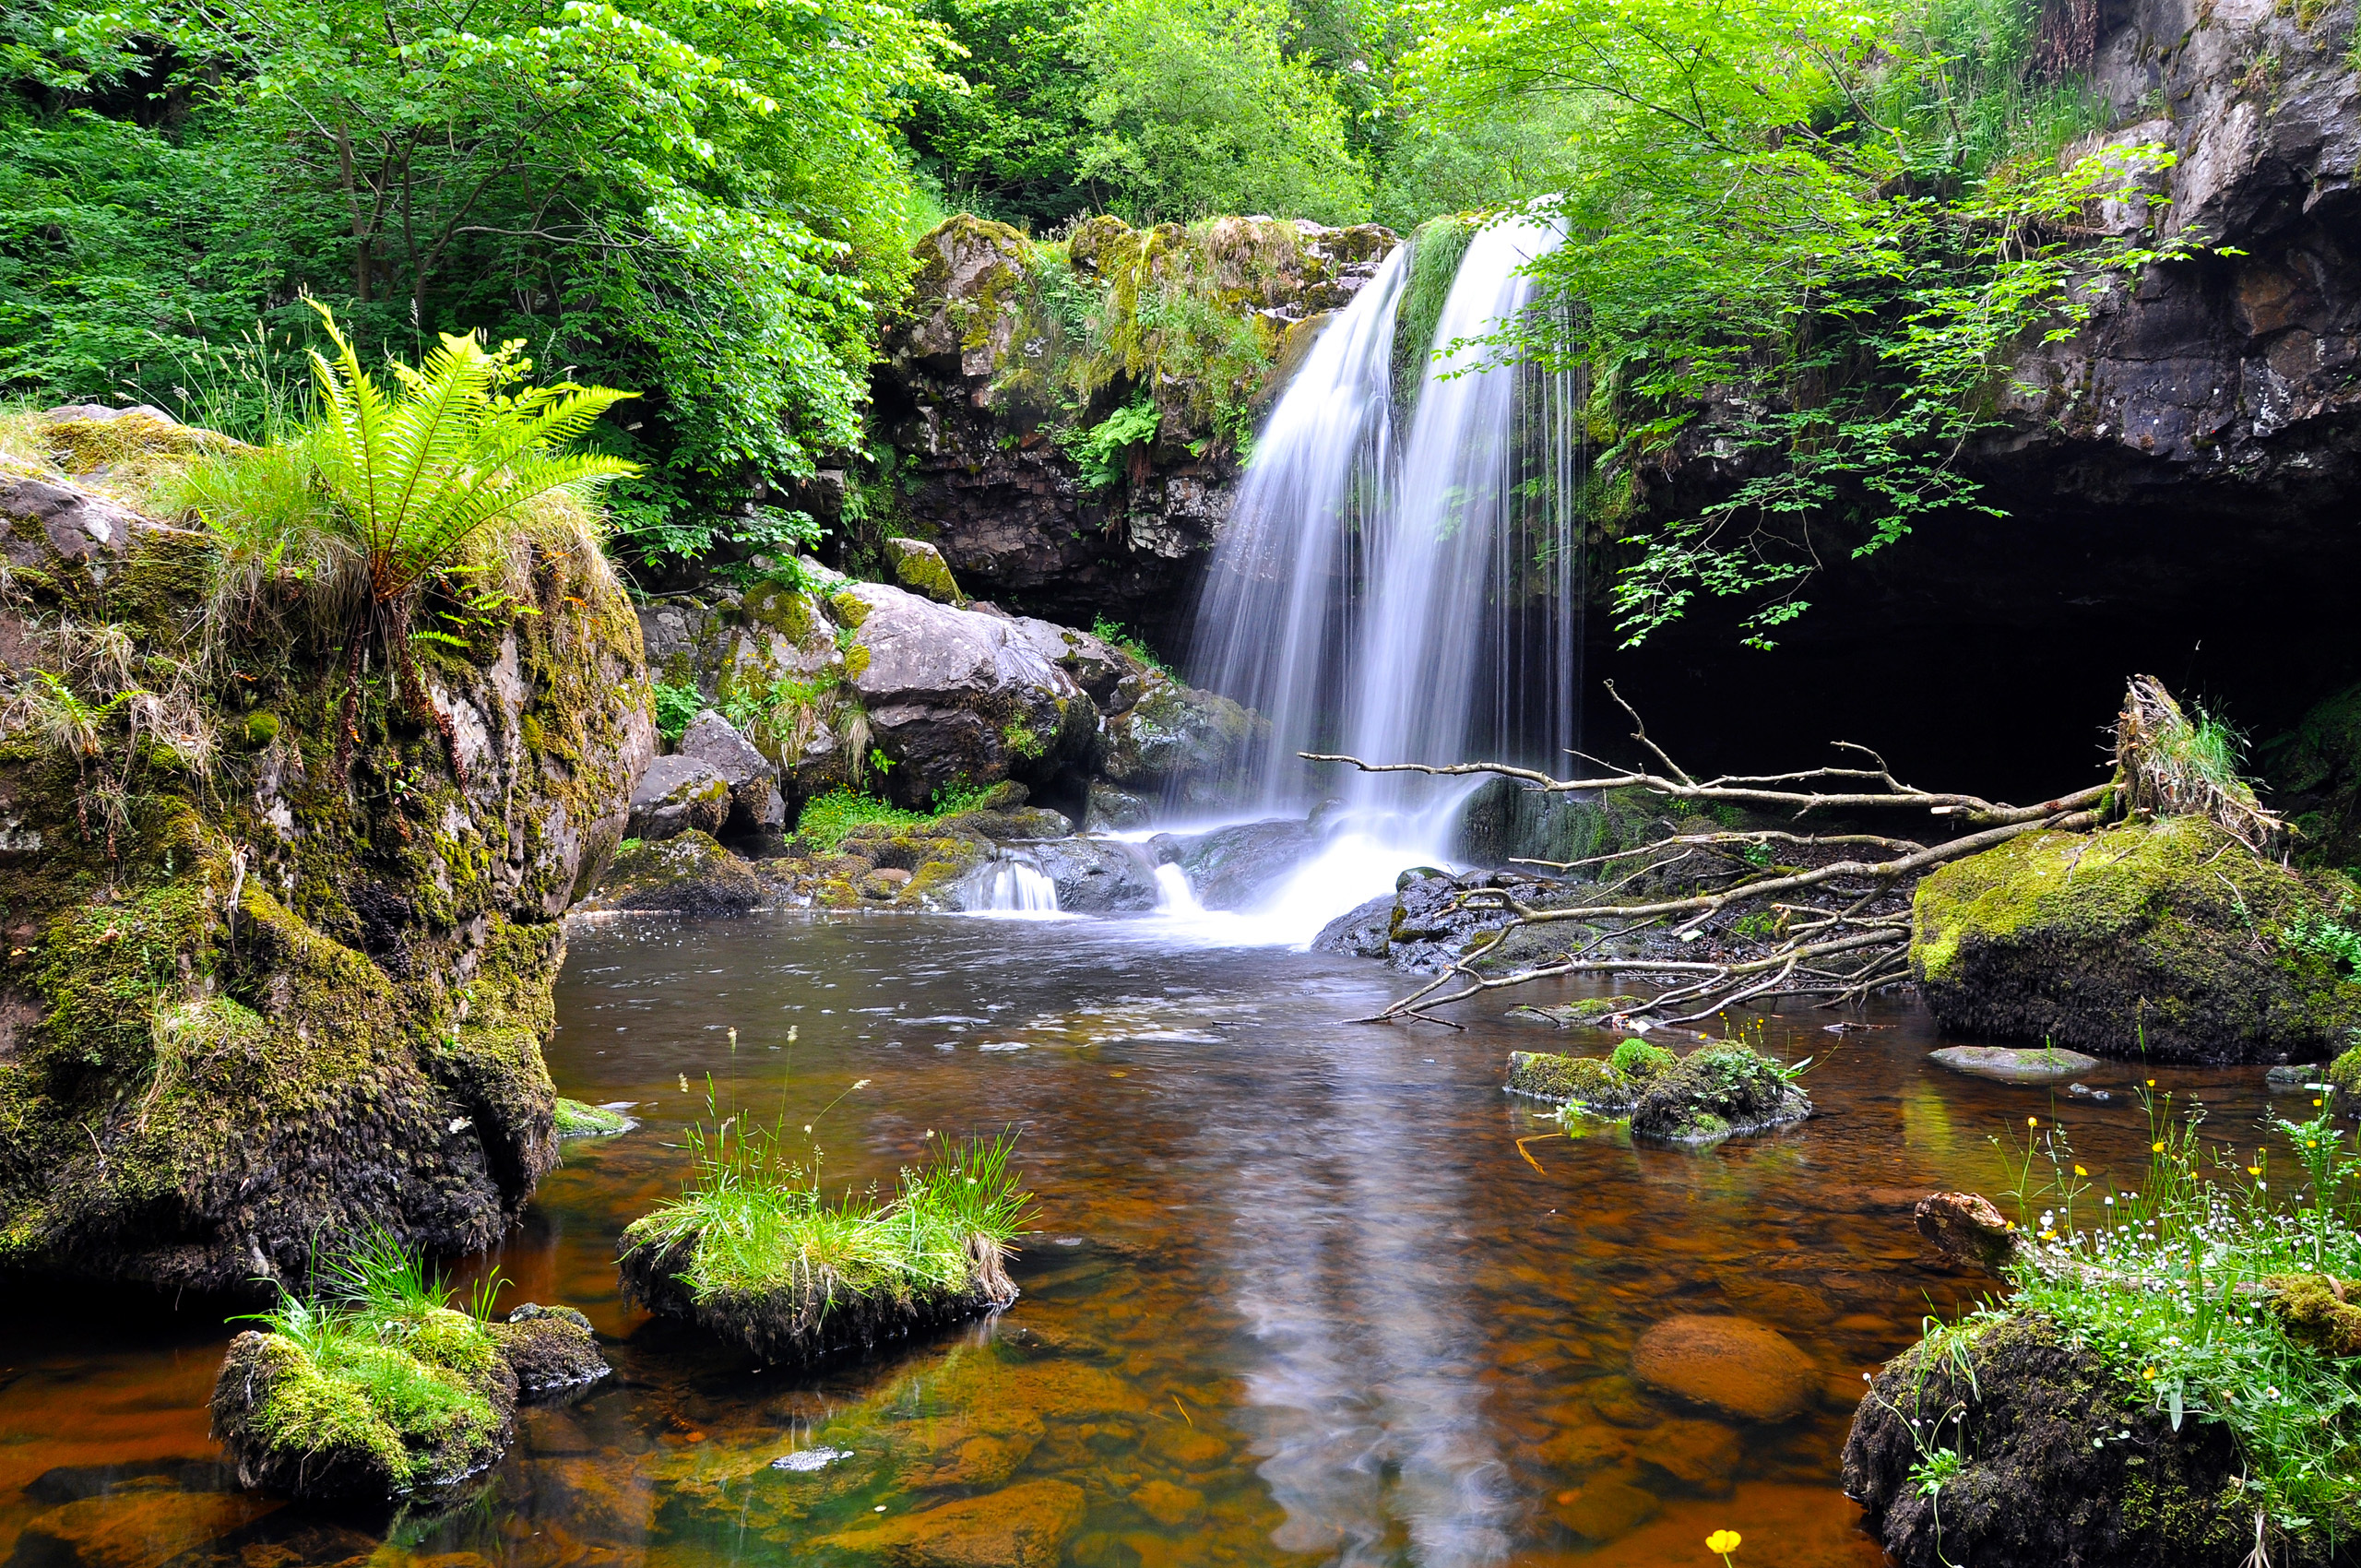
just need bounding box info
[0,909,2315,1568]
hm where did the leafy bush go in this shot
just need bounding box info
[1063,398,1161,490]
[1091,613,1168,672]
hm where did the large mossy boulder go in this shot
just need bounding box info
[0,442,655,1291]
[1913,817,2361,1064]
[1503,1040,1806,1145]
[593,831,765,917]
[1843,1313,2295,1568]
[1096,667,1264,808]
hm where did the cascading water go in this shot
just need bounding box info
[972,858,1061,916]
[1185,219,1586,927]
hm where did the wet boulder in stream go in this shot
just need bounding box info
[675,709,785,838]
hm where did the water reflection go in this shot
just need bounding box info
[0,910,2321,1568]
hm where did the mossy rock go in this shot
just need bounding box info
[617,1222,1015,1367]
[211,1303,606,1501]
[883,537,966,605]
[552,1098,634,1137]
[598,831,763,917]
[0,463,657,1289]
[1505,1050,1632,1108]
[1629,1042,1809,1145]
[2331,1044,2361,1112]
[2262,681,2361,872]
[1913,816,2361,1064]
[1507,994,1647,1027]
[1842,1313,2306,1568]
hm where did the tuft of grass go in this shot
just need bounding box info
[619,1082,1029,1356]
[2117,675,2284,852]
[1984,1087,2361,1542]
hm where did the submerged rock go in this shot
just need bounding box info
[1843,1313,2280,1568]
[1631,1315,1816,1422]
[815,1477,1086,1568]
[1928,1044,2101,1084]
[1913,817,2361,1064]
[1023,837,1159,913]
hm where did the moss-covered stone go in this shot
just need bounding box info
[0,457,655,1291]
[1842,1313,2294,1568]
[883,537,966,605]
[552,1098,633,1137]
[211,1301,606,1501]
[594,831,763,917]
[1629,1041,1809,1144]
[1913,816,2361,1064]
[1505,1050,1631,1106]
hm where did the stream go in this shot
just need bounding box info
[0,909,2310,1568]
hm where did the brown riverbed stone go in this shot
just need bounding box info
[1549,1475,1660,1541]
[15,1487,280,1568]
[1631,1315,1817,1422]
[818,1479,1086,1568]
[1131,1478,1204,1527]
[1640,1418,1742,1494]
[1145,1423,1229,1470]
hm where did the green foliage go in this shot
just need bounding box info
[651,682,705,744]
[1063,397,1161,489]
[793,782,987,851]
[2287,915,2361,974]
[1990,1091,2361,1542]
[1074,0,1370,222]
[1401,0,2205,647]
[1,0,958,564]
[1394,216,1476,408]
[905,0,1099,225]
[1090,613,1168,672]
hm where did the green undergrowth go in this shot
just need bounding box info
[620,1081,1029,1332]
[1089,613,1168,674]
[228,1230,509,1492]
[793,784,988,853]
[1972,1087,2361,1544]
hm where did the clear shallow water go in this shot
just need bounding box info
[0,910,2317,1568]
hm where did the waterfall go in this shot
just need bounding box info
[973,859,1061,916]
[1153,862,1204,916]
[1185,218,1585,901]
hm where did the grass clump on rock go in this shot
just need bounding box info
[210,1230,606,1501]
[618,1092,1031,1365]
[1850,1091,2361,1565]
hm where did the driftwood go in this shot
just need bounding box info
[1309,680,2123,1027]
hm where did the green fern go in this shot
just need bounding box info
[301,301,637,772]
[303,299,638,606]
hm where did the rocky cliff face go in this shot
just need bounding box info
[861,214,1398,640]
[0,412,653,1292]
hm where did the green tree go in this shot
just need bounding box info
[1075,0,1371,222]
[1399,0,2186,647]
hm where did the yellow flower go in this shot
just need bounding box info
[2152,1141,2165,1153]
[2074,1165,2088,1176]
[1706,1529,1742,1556]
[2144,1367,2157,1380]
[2027,1116,2038,1126]
[2147,1078,2155,1086]
[2248,1167,2261,1177]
